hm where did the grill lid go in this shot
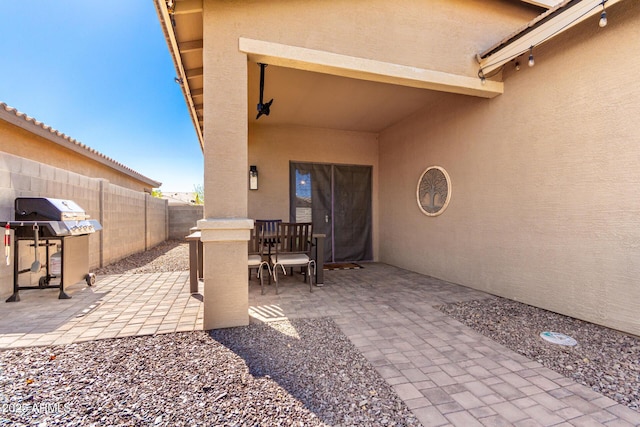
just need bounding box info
[15,197,89,221]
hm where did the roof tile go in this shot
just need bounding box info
[0,102,161,188]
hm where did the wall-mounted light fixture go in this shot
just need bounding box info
[249,165,258,190]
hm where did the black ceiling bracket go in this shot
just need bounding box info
[256,63,273,120]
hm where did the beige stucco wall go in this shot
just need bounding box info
[206,0,534,78]
[378,2,640,336]
[248,124,379,258]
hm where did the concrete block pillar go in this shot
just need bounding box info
[200,8,251,329]
[198,218,253,329]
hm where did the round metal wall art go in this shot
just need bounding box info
[416,166,451,216]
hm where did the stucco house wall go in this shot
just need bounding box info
[378,2,640,335]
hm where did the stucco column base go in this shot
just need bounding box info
[197,218,253,329]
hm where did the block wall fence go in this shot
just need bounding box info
[0,151,169,299]
[168,205,203,240]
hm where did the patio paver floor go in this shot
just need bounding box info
[0,263,638,426]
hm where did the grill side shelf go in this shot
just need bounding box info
[0,222,71,238]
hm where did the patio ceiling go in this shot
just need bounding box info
[247,64,446,133]
[240,37,502,133]
[154,0,561,150]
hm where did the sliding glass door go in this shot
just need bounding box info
[290,162,372,263]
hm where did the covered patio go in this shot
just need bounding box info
[1,267,638,425]
[153,0,640,338]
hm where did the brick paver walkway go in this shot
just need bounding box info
[0,272,202,348]
[249,263,640,427]
[1,263,638,426]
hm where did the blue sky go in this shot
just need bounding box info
[1,1,202,192]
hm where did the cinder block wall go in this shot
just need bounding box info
[147,195,169,248]
[0,151,168,299]
[168,205,203,239]
[101,184,147,265]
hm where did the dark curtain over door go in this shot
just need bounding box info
[333,164,372,262]
[290,162,372,263]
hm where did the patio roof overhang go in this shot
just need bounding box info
[153,0,205,151]
[154,0,528,138]
[158,0,613,136]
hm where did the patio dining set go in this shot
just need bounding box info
[248,219,318,295]
[186,220,325,296]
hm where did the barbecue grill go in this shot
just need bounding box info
[2,197,102,302]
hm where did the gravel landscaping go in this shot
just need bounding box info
[92,240,189,275]
[439,297,640,413]
[0,319,419,426]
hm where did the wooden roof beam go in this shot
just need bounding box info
[178,39,203,53]
[172,0,202,15]
[185,67,203,79]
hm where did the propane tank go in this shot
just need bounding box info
[50,245,62,276]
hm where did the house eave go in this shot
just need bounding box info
[153,0,205,152]
[0,103,162,189]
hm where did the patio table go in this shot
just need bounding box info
[185,229,324,291]
[185,228,203,293]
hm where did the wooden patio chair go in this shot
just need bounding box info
[270,222,316,294]
[248,221,271,294]
[255,219,282,256]
[255,219,282,237]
